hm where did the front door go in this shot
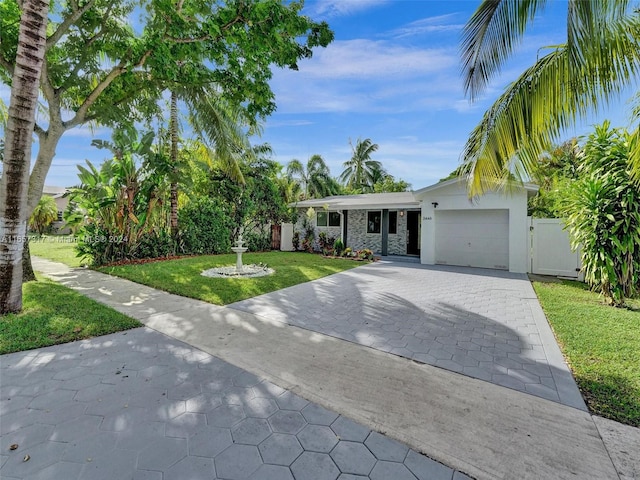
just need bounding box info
[407,210,421,255]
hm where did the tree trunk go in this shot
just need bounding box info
[22,237,36,282]
[0,0,50,314]
[169,90,179,237]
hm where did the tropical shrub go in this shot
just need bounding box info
[318,231,335,255]
[292,231,300,251]
[562,122,640,306]
[333,238,344,256]
[356,249,374,261]
[29,195,58,234]
[67,129,172,265]
[178,197,231,255]
[244,230,271,252]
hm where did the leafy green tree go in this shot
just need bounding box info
[563,122,640,306]
[528,139,581,218]
[29,195,58,235]
[340,138,382,193]
[372,173,411,193]
[287,155,341,199]
[460,1,640,195]
[0,0,333,310]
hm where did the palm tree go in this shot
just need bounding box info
[29,195,58,235]
[165,86,250,236]
[0,0,50,313]
[340,138,382,193]
[460,1,640,195]
[286,155,340,199]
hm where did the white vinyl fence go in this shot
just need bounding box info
[529,217,582,279]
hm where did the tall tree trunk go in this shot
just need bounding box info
[169,90,179,237]
[0,0,50,314]
[22,237,36,282]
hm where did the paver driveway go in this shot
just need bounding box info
[0,328,468,480]
[230,261,585,409]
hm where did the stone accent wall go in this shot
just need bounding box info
[388,211,407,255]
[294,209,341,250]
[347,210,382,253]
[296,207,412,256]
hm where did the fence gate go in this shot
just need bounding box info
[271,224,281,250]
[530,218,581,278]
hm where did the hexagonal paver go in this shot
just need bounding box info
[275,391,309,411]
[164,456,214,480]
[330,416,371,443]
[165,412,206,438]
[207,404,246,428]
[185,393,222,413]
[62,431,118,463]
[0,441,66,478]
[268,410,306,434]
[249,464,295,480]
[258,433,303,466]
[214,444,262,479]
[137,437,188,471]
[297,424,339,453]
[330,441,376,475]
[231,417,272,445]
[232,371,262,387]
[365,431,409,462]
[188,425,233,458]
[291,452,340,480]
[404,449,454,480]
[301,403,339,425]
[1,423,54,450]
[244,397,279,419]
[371,460,428,480]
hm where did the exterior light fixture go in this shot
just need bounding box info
[432,202,439,208]
[399,210,405,217]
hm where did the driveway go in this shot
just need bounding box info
[229,261,585,409]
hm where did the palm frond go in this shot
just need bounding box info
[463,11,640,195]
[461,0,546,101]
[185,89,249,184]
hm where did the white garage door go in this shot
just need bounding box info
[435,209,509,270]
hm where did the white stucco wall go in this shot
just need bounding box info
[416,182,530,273]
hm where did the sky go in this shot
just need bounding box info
[2,0,636,189]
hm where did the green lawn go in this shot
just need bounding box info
[533,280,640,426]
[0,277,141,354]
[99,252,365,305]
[29,235,85,267]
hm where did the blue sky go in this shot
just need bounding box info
[2,0,636,188]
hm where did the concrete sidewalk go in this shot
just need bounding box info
[27,257,640,480]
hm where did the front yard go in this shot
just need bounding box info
[533,280,640,426]
[98,251,364,305]
[0,277,141,354]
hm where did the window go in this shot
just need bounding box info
[328,212,341,227]
[317,211,341,227]
[389,211,398,234]
[367,211,381,234]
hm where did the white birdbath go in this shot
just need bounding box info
[230,234,248,273]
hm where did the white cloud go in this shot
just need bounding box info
[311,0,389,18]
[301,39,456,79]
[389,14,464,38]
[270,39,462,115]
